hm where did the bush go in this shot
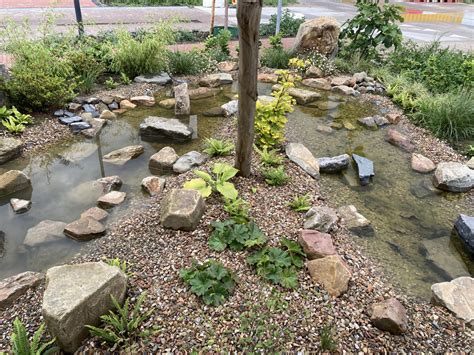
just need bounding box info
[1,106,33,134]
[410,91,474,143]
[260,9,304,37]
[260,48,291,69]
[203,138,234,156]
[385,74,429,112]
[262,165,289,186]
[204,29,231,63]
[108,22,176,78]
[167,49,212,75]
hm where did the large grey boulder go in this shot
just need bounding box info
[0,271,44,309]
[0,170,31,197]
[285,143,320,179]
[103,145,144,165]
[134,72,171,85]
[454,214,474,259]
[160,189,205,231]
[174,83,191,116]
[199,73,233,87]
[304,206,338,232]
[139,116,193,142]
[352,154,374,186]
[221,100,239,117]
[0,138,23,164]
[64,217,106,241]
[370,298,408,335]
[42,262,127,353]
[433,162,474,193]
[318,154,350,173]
[173,151,207,174]
[291,17,340,55]
[149,146,179,174]
[431,276,474,327]
[23,220,67,248]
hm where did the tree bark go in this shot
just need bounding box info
[235,0,262,177]
[210,0,216,35]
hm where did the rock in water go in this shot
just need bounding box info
[431,277,474,327]
[301,78,331,91]
[95,176,123,193]
[433,162,474,193]
[69,121,91,134]
[159,98,176,109]
[0,138,23,164]
[0,271,44,309]
[10,198,31,213]
[97,191,126,209]
[174,83,191,116]
[149,146,179,174]
[221,100,239,117]
[411,153,436,173]
[160,189,205,231]
[141,176,166,196]
[272,85,321,105]
[42,262,127,352]
[357,116,378,129]
[331,85,356,96]
[130,95,155,106]
[0,231,4,258]
[291,17,340,55]
[0,170,31,197]
[23,220,67,248]
[64,217,106,241]
[386,129,415,152]
[102,145,145,165]
[119,100,136,110]
[285,143,320,179]
[139,116,193,142]
[189,87,221,100]
[304,206,338,232]
[421,237,469,280]
[337,205,373,237]
[307,255,351,297]
[298,230,337,260]
[352,154,374,186]
[173,151,207,174]
[81,207,108,222]
[199,73,233,87]
[318,154,350,173]
[454,214,474,259]
[370,298,408,335]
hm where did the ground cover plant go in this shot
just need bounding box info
[203,138,235,156]
[260,34,291,69]
[209,219,266,251]
[288,194,311,212]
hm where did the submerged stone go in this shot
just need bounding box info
[337,205,373,237]
[102,145,145,165]
[0,170,31,197]
[352,154,374,186]
[454,214,474,259]
[23,220,67,248]
[386,129,415,152]
[318,154,350,173]
[0,137,23,164]
[10,198,31,214]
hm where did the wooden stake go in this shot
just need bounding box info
[210,0,216,35]
[235,0,263,177]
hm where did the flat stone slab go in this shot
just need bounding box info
[433,162,474,193]
[307,255,352,297]
[431,276,474,326]
[0,138,23,165]
[304,206,338,233]
[42,262,127,353]
[301,78,331,91]
[370,298,408,335]
[70,121,91,134]
[352,154,374,186]
[199,73,233,87]
[134,72,171,85]
[0,271,44,309]
[285,143,320,179]
[58,116,82,125]
[10,198,31,213]
[454,214,474,259]
[103,145,144,165]
[318,154,350,173]
[273,84,321,104]
[24,220,67,248]
[130,95,155,106]
[173,151,207,174]
[298,229,337,260]
[97,191,126,209]
[81,207,109,222]
[331,85,356,96]
[0,170,31,198]
[64,217,106,241]
[139,116,193,142]
[160,189,205,231]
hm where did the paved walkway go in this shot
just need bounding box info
[0,0,96,8]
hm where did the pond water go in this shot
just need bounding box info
[0,80,472,299]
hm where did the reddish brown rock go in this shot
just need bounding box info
[64,217,106,241]
[119,100,136,110]
[0,271,44,309]
[141,176,166,196]
[307,255,351,297]
[298,230,336,260]
[97,191,126,209]
[386,113,401,124]
[386,129,415,152]
[217,61,238,72]
[258,73,279,84]
[411,153,436,173]
[80,207,108,222]
[370,298,408,335]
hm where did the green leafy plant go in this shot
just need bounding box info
[183,162,238,200]
[86,292,154,350]
[260,9,304,37]
[1,106,33,134]
[203,138,234,156]
[339,1,404,59]
[105,257,133,277]
[467,145,474,157]
[208,219,266,252]
[10,317,58,355]
[120,72,132,85]
[247,238,305,289]
[180,260,237,306]
[223,197,250,224]
[105,77,119,90]
[288,194,311,212]
[255,70,296,148]
[0,106,12,120]
[385,74,429,112]
[2,117,25,133]
[204,29,231,63]
[320,324,338,351]
[260,47,291,69]
[262,166,289,186]
[254,145,283,166]
[167,49,213,75]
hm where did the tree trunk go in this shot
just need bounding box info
[210,0,216,35]
[235,0,263,177]
[224,0,229,30]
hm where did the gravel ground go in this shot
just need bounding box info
[1,114,472,353]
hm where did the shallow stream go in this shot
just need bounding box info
[0,81,472,299]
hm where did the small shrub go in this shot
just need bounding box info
[255,70,296,148]
[10,317,58,355]
[262,166,289,186]
[254,145,283,166]
[385,75,429,112]
[260,48,291,69]
[203,138,234,156]
[180,260,237,306]
[320,324,338,351]
[288,194,311,212]
[247,238,305,289]
[204,29,231,63]
[209,219,266,251]
[260,9,304,37]
[167,49,212,75]
[184,162,238,200]
[86,292,154,349]
[66,48,105,94]
[223,197,250,224]
[120,72,132,85]
[105,77,119,90]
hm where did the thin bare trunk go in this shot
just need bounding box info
[210,0,216,35]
